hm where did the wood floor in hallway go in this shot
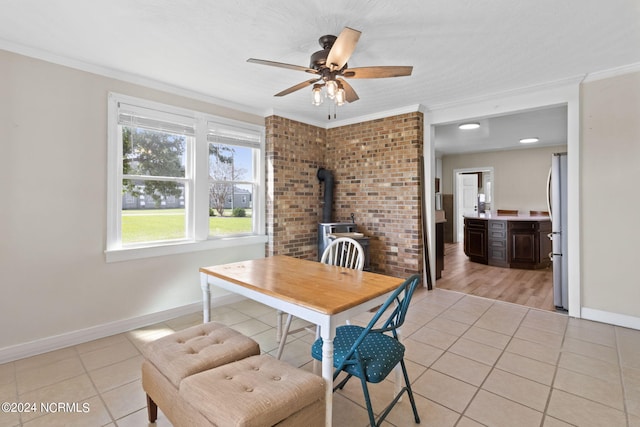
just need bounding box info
[436,242,560,312]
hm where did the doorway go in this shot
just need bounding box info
[453,167,494,242]
[424,83,580,317]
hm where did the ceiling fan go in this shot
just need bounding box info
[247,27,413,106]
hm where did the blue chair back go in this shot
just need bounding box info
[334,274,420,374]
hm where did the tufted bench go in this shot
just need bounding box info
[173,355,326,426]
[141,322,260,424]
[141,322,326,426]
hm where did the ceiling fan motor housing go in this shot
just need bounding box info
[319,34,337,49]
[310,49,330,70]
[310,34,346,72]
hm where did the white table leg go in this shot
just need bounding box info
[200,273,211,323]
[321,323,335,427]
[314,326,322,375]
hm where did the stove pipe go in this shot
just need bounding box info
[317,168,334,223]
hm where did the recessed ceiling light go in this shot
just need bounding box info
[519,137,539,144]
[458,122,480,130]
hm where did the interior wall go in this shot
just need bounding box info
[327,112,424,277]
[441,145,567,213]
[265,115,326,259]
[581,71,640,320]
[0,50,267,354]
[266,112,425,278]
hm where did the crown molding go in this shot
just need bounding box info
[325,104,424,129]
[265,108,328,129]
[266,104,425,129]
[426,75,586,113]
[582,62,640,83]
[0,40,264,119]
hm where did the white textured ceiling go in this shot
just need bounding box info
[434,105,568,155]
[1,0,639,151]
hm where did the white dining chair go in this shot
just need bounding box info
[275,237,364,360]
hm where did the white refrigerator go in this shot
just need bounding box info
[547,152,568,311]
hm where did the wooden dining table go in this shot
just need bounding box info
[199,255,404,427]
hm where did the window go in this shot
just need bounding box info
[207,122,261,236]
[106,93,265,262]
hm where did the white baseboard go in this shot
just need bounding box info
[581,307,640,331]
[0,293,246,364]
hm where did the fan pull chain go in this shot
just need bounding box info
[325,97,338,120]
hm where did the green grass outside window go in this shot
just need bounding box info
[121,209,253,244]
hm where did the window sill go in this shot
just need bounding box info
[105,235,268,263]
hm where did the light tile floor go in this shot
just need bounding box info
[1,287,640,427]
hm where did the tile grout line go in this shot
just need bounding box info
[13,351,98,427]
[538,310,570,427]
[406,294,520,426]
[614,326,631,427]
[72,344,117,427]
[397,291,471,424]
[446,296,497,427]
[7,359,22,427]
[454,304,534,426]
[550,322,630,419]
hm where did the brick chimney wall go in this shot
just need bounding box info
[265,116,326,259]
[326,112,424,277]
[265,111,424,278]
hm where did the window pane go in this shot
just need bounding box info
[208,183,253,236]
[123,126,186,177]
[121,180,186,244]
[208,142,255,237]
[208,143,254,182]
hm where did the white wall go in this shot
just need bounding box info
[0,50,266,360]
[581,71,640,322]
[441,145,567,213]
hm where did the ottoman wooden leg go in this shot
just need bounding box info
[146,394,158,422]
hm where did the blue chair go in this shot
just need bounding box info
[311,274,421,426]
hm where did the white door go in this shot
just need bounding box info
[457,173,479,241]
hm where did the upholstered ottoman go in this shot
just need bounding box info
[141,322,260,424]
[173,354,326,427]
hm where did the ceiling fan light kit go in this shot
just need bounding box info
[247,26,413,118]
[334,83,346,106]
[312,84,324,106]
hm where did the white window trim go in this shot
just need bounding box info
[106,93,266,262]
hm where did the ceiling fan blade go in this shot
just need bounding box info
[326,27,361,71]
[274,78,321,97]
[337,78,359,103]
[247,58,318,75]
[343,66,413,79]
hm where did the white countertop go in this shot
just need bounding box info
[464,212,551,221]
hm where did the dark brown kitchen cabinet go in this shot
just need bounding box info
[464,216,551,270]
[488,220,509,267]
[509,221,552,269]
[464,218,488,264]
